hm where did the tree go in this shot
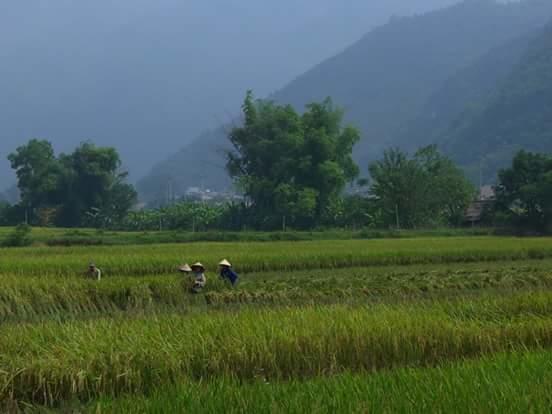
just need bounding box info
[415,145,476,226]
[495,150,552,233]
[369,146,474,228]
[8,139,64,215]
[8,140,137,227]
[58,142,137,227]
[0,202,14,226]
[227,91,360,229]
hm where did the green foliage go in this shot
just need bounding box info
[0,202,17,226]
[322,195,382,229]
[369,146,474,228]
[7,140,137,227]
[495,150,552,233]
[137,0,552,200]
[227,92,360,229]
[1,223,32,248]
[8,139,63,210]
[442,23,552,178]
[121,202,225,232]
[396,31,534,155]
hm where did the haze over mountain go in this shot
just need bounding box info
[395,31,536,154]
[440,21,552,181]
[0,0,460,194]
[139,0,552,203]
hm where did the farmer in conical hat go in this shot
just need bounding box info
[219,259,239,286]
[86,262,102,281]
[189,262,207,293]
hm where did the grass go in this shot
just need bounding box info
[1,235,552,410]
[1,236,552,277]
[88,350,552,413]
[0,226,495,247]
[2,259,552,322]
[3,291,552,404]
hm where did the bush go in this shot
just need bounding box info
[2,224,33,247]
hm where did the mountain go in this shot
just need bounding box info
[440,21,552,181]
[0,0,460,191]
[139,0,552,202]
[394,31,536,152]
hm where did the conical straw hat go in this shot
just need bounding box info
[219,259,232,267]
[191,262,205,270]
[179,263,192,272]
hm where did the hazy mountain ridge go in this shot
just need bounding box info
[395,31,536,152]
[1,0,460,190]
[138,0,552,202]
[440,21,552,181]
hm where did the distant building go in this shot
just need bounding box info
[465,186,496,224]
[182,186,243,203]
[479,185,495,201]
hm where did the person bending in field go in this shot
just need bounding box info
[86,263,102,281]
[219,259,239,287]
[189,262,207,294]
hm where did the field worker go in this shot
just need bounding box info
[219,259,239,286]
[190,262,207,294]
[87,263,102,281]
[178,263,192,274]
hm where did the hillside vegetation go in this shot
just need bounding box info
[139,0,552,200]
[441,22,552,180]
[0,0,459,190]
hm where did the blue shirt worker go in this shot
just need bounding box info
[219,259,239,286]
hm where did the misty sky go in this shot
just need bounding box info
[0,0,461,191]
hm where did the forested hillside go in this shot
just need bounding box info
[395,32,535,152]
[0,0,458,190]
[139,0,552,202]
[441,22,552,181]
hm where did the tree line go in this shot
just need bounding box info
[1,92,550,233]
[1,140,136,227]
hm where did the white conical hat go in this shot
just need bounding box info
[178,263,192,272]
[219,259,232,267]
[191,262,205,270]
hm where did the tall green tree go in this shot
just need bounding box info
[8,139,64,213]
[495,150,552,233]
[8,140,136,227]
[58,142,137,227]
[369,146,474,228]
[227,91,360,229]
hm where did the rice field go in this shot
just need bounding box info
[94,350,552,414]
[1,235,552,412]
[1,236,551,276]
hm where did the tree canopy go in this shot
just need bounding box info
[495,150,552,233]
[8,140,136,227]
[369,146,474,228]
[226,92,360,229]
